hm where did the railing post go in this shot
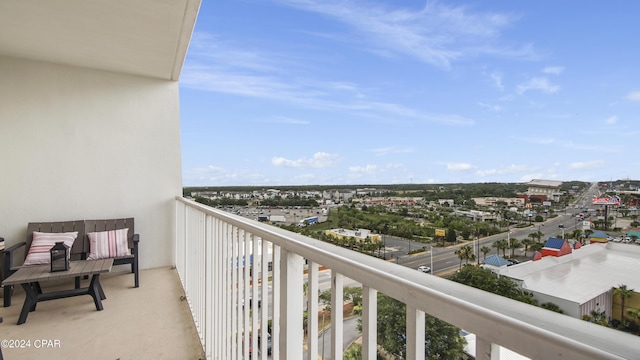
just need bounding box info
[475,336,492,360]
[259,237,269,360]
[362,285,377,360]
[279,248,304,359]
[272,245,281,360]
[307,262,319,360]
[406,305,425,360]
[331,271,343,360]
[205,215,213,360]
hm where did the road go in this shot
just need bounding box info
[304,316,360,360]
[397,184,599,275]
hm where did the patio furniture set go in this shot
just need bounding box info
[1,218,140,324]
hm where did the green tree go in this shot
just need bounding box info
[319,289,332,311]
[343,343,363,360]
[492,239,508,257]
[480,245,491,260]
[529,241,544,253]
[445,227,457,244]
[344,286,362,307]
[532,230,545,242]
[614,284,635,325]
[509,238,521,258]
[377,293,466,359]
[521,238,534,257]
[454,244,476,269]
[571,229,583,242]
[449,266,537,305]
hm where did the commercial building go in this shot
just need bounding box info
[499,243,640,321]
[526,179,563,202]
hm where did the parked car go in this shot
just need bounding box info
[417,266,431,273]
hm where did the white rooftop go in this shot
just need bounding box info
[527,179,563,188]
[499,243,640,304]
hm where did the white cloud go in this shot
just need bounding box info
[605,115,617,125]
[272,152,340,168]
[447,163,473,171]
[625,91,640,101]
[477,102,503,112]
[183,33,474,127]
[542,66,564,75]
[516,77,560,95]
[475,164,531,177]
[349,164,380,174]
[568,160,605,170]
[275,0,532,69]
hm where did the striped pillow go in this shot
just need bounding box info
[87,228,131,260]
[24,231,78,266]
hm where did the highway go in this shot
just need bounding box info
[400,183,599,275]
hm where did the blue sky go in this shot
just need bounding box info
[179,0,640,187]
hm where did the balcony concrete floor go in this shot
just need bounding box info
[0,266,204,360]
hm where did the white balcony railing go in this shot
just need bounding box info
[175,197,640,360]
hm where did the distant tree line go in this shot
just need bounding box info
[259,197,319,208]
[192,196,248,207]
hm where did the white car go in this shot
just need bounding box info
[417,266,431,273]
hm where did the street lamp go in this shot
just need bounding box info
[475,236,480,265]
[537,223,545,242]
[383,235,386,260]
[559,224,565,239]
[428,244,434,274]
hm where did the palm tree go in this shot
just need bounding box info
[454,247,464,269]
[454,244,476,269]
[571,229,583,242]
[531,230,545,243]
[522,239,534,257]
[614,284,635,325]
[492,239,508,257]
[480,245,491,260]
[462,244,476,265]
[509,238,521,258]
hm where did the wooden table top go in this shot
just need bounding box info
[2,259,113,286]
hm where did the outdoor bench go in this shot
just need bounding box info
[3,218,139,307]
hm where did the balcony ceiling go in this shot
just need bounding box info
[0,0,201,80]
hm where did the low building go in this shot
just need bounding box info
[325,228,381,243]
[541,237,573,257]
[472,197,525,207]
[452,209,498,222]
[526,179,563,202]
[498,243,640,321]
[481,254,511,271]
[588,230,610,244]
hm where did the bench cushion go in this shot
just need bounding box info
[23,231,78,266]
[87,228,131,260]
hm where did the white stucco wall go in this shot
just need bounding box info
[0,56,182,269]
